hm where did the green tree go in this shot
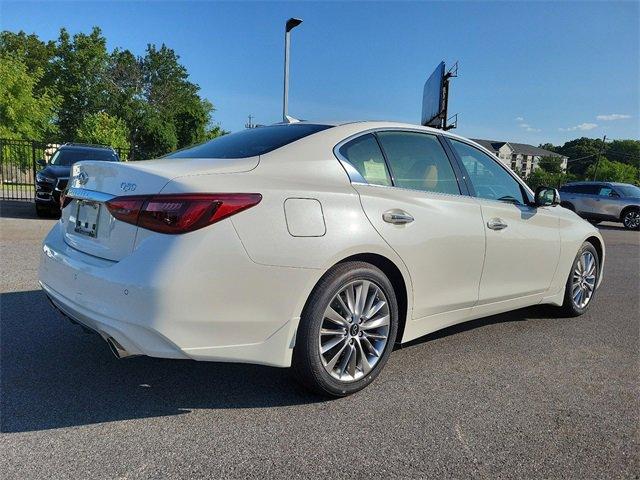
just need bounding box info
[205,124,228,140]
[606,140,640,169]
[586,158,639,185]
[538,156,564,174]
[555,137,603,176]
[538,143,556,152]
[526,170,576,191]
[0,55,59,140]
[0,30,56,94]
[75,112,130,150]
[1,28,224,157]
[52,27,110,139]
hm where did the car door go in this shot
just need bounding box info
[446,138,561,305]
[578,184,608,216]
[336,131,486,322]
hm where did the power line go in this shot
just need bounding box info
[567,153,598,163]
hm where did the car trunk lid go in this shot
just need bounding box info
[62,156,259,261]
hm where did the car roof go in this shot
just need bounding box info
[284,120,450,135]
[59,143,115,151]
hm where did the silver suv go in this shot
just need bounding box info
[559,182,640,230]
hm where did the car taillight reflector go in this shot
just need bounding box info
[105,193,261,234]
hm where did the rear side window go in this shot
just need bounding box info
[167,124,333,159]
[573,185,600,194]
[376,131,460,195]
[338,134,392,186]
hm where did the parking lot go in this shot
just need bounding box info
[0,200,638,479]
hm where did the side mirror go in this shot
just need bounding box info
[535,186,560,207]
[36,159,46,168]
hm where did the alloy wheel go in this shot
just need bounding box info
[571,251,596,309]
[319,280,390,382]
[623,210,640,229]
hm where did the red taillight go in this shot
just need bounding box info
[105,193,261,234]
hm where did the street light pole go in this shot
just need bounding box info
[283,17,302,123]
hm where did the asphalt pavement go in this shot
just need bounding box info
[1,200,638,479]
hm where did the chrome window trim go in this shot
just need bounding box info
[65,187,115,203]
[333,127,468,198]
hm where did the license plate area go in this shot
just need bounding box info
[74,200,101,238]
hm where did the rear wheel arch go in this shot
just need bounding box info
[299,253,409,346]
[336,253,409,344]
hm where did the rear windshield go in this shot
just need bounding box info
[166,124,333,159]
[50,148,119,166]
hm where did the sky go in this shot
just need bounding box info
[1,1,639,145]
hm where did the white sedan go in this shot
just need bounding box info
[39,121,605,396]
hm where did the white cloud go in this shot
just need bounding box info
[559,123,598,132]
[596,114,631,121]
[518,122,541,132]
[515,116,524,122]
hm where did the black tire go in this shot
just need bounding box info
[621,207,640,230]
[292,261,399,397]
[35,204,50,218]
[559,242,600,317]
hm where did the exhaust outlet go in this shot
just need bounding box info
[105,337,136,359]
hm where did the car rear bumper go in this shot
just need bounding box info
[39,220,319,367]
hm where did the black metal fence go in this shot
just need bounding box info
[0,139,130,201]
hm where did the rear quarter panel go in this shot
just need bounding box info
[158,125,415,332]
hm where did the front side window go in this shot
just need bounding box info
[616,184,640,197]
[598,186,618,197]
[376,131,460,195]
[338,134,392,186]
[450,139,526,204]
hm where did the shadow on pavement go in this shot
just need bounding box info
[0,200,39,220]
[1,288,557,433]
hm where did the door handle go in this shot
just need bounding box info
[487,218,508,230]
[382,209,414,225]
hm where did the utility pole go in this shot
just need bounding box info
[283,18,303,123]
[592,134,607,181]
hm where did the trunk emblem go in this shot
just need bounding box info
[76,171,89,185]
[120,182,137,192]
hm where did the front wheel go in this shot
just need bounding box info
[292,261,398,397]
[622,208,640,230]
[560,242,599,317]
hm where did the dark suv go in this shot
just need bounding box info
[559,181,640,230]
[35,143,120,217]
